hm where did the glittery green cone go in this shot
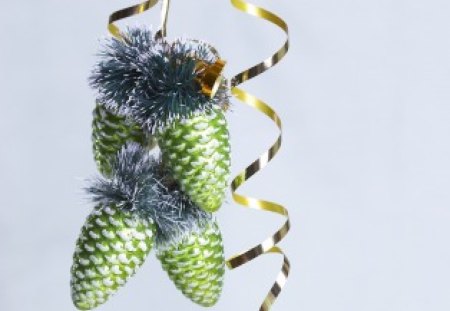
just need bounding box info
[158,110,230,213]
[156,219,225,307]
[71,204,156,310]
[92,104,153,176]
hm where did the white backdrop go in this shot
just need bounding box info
[1,0,450,310]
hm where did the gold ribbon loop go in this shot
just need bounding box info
[226,89,289,268]
[226,0,290,310]
[230,0,289,86]
[261,247,291,310]
[108,0,160,40]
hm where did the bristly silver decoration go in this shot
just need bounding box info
[90,28,159,110]
[86,142,211,247]
[90,27,229,133]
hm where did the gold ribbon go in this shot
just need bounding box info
[108,0,167,40]
[156,0,170,38]
[225,0,290,310]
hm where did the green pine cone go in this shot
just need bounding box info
[71,204,156,310]
[158,110,230,213]
[156,220,225,307]
[92,104,150,176]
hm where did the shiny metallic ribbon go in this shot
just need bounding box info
[225,0,290,310]
[108,0,168,40]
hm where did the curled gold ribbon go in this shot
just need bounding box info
[226,0,290,310]
[108,0,166,40]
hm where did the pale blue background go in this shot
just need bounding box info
[1,0,450,310]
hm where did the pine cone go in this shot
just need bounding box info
[156,219,225,307]
[159,110,230,212]
[71,204,155,310]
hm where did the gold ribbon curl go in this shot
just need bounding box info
[225,0,290,310]
[108,0,169,40]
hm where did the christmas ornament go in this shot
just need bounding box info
[156,219,225,307]
[158,109,230,212]
[72,0,291,309]
[71,205,155,310]
[72,144,160,309]
[71,143,224,309]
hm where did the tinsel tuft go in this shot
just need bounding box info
[90,27,229,133]
[86,143,211,247]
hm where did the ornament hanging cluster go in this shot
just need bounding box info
[71,0,291,309]
[70,26,231,310]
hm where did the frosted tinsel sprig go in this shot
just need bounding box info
[89,27,160,108]
[86,142,212,247]
[90,27,229,133]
